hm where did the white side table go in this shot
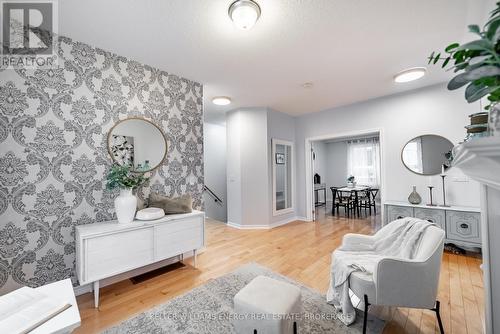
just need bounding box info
[31,279,81,334]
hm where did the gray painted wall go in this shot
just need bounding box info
[325,141,348,200]
[226,108,269,226]
[203,122,227,222]
[295,84,481,218]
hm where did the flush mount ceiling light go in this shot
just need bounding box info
[228,0,261,30]
[394,67,427,83]
[212,96,232,106]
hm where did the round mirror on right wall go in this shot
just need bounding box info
[401,135,454,176]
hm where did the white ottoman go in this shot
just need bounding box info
[233,275,302,334]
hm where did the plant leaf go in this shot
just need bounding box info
[456,39,492,51]
[468,24,481,35]
[442,57,451,68]
[486,17,500,39]
[445,43,460,53]
[465,83,496,103]
[462,65,500,81]
[448,73,471,90]
[433,53,441,64]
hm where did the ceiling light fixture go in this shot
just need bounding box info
[228,0,261,30]
[212,96,232,106]
[394,67,427,83]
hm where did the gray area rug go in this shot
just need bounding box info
[103,263,384,333]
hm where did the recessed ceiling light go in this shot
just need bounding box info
[394,67,427,83]
[228,0,261,30]
[302,82,314,89]
[212,96,232,106]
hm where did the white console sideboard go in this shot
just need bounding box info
[384,201,481,250]
[75,210,205,308]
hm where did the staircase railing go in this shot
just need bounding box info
[203,185,223,205]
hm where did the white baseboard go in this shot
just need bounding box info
[227,216,306,230]
[227,221,270,229]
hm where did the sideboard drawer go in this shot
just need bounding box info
[387,205,414,223]
[414,208,445,230]
[446,211,481,245]
[154,217,204,261]
[86,228,154,281]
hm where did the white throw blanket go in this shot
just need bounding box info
[326,218,435,325]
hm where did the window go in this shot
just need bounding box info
[346,138,380,187]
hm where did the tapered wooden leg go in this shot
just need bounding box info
[93,280,100,308]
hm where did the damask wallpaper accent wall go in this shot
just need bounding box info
[0,36,204,293]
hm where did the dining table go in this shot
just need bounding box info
[337,185,371,216]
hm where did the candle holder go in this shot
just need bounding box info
[427,186,436,206]
[439,175,450,207]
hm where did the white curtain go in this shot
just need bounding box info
[346,138,380,187]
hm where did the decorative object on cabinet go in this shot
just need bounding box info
[427,186,436,206]
[106,165,149,224]
[107,117,168,173]
[401,135,454,175]
[347,175,356,188]
[136,207,165,221]
[408,186,422,204]
[440,175,450,207]
[489,103,500,136]
[384,201,481,250]
[428,3,500,138]
[75,211,205,308]
[149,193,193,214]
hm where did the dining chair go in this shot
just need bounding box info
[336,190,356,217]
[330,187,340,215]
[357,187,373,216]
[369,188,379,214]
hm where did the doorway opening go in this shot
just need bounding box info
[305,129,385,222]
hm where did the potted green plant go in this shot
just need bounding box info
[106,164,149,223]
[347,175,356,188]
[428,2,500,137]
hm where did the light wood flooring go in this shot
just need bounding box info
[75,206,484,334]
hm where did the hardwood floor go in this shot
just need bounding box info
[75,207,484,334]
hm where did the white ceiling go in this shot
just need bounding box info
[58,0,493,123]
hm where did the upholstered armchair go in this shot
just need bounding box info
[342,223,446,334]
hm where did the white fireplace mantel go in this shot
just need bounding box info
[453,136,500,190]
[453,136,500,334]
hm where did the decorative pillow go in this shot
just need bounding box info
[149,193,192,214]
[136,197,146,211]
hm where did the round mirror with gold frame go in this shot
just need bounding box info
[107,117,167,173]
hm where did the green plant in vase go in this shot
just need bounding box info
[106,164,149,190]
[428,2,500,137]
[106,164,149,224]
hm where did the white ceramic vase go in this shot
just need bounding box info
[115,188,137,224]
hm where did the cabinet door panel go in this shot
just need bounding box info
[446,211,481,244]
[155,217,204,261]
[414,208,445,230]
[387,206,414,223]
[86,228,154,281]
